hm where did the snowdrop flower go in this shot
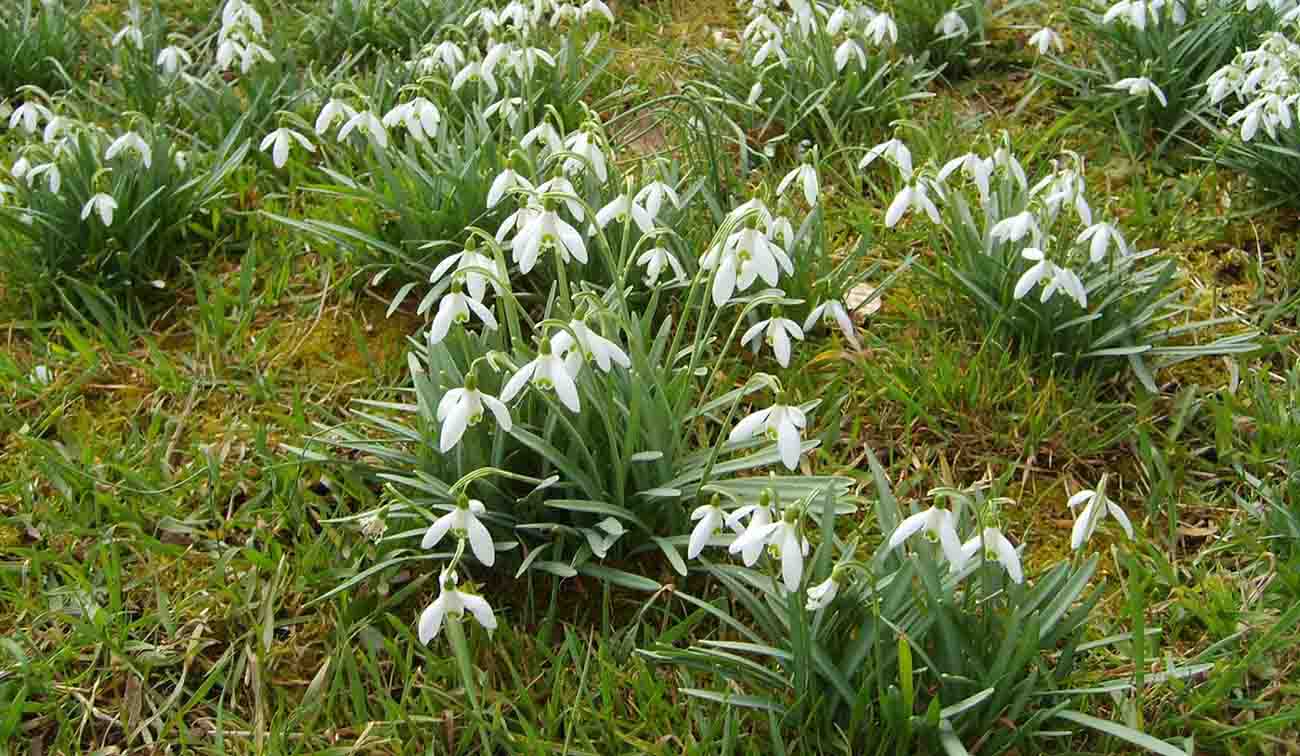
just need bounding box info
[465,6,501,33]
[157,45,193,74]
[580,0,615,21]
[835,39,868,72]
[1028,26,1063,55]
[483,97,526,129]
[429,281,499,344]
[506,45,556,78]
[42,116,70,146]
[106,131,152,168]
[803,299,860,349]
[535,174,586,220]
[522,121,564,154]
[595,194,655,233]
[1068,478,1134,550]
[429,245,504,302]
[259,127,314,169]
[860,138,912,178]
[885,180,941,227]
[725,493,774,565]
[865,12,898,46]
[806,568,843,610]
[513,204,587,273]
[431,40,466,72]
[562,130,608,182]
[959,527,1023,583]
[993,146,1028,190]
[886,505,965,567]
[584,517,627,558]
[81,193,117,226]
[636,246,687,286]
[1109,76,1167,107]
[1103,0,1149,29]
[635,180,680,219]
[9,102,53,135]
[437,374,512,452]
[742,309,804,367]
[990,210,1040,245]
[747,81,765,106]
[730,505,809,590]
[934,9,969,39]
[688,496,727,559]
[422,495,496,565]
[451,59,500,95]
[382,98,442,141]
[486,165,535,209]
[418,569,497,643]
[1076,222,1128,263]
[743,13,779,42]
[315,99,357,136]
[113,23,144,49]
[1013,248,1055,301]
[501,337,581,412]
[938,152,994,203]
[701,224,793,306]
[776,162,819,206]
[729,399,808,470]
[26,162,61,193]
[752,31,788,66]
[552,319,631,374]
[337,110,389,147]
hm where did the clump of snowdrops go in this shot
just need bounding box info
[1033,0,1290,156]
[0,93,248,325]
[293,110,892,658]
[688,0,935,154]
[641,460,1200,752]
[861,131,1256,390]
[1205,19,1300,203]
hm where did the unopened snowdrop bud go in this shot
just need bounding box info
[81,193,118,227]
[805,565,846,610]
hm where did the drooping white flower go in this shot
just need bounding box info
[429,246,505,302]
[486,167,535,208]
[1076,222,1128,263]
[701,224,793,306]
[934,10,969,39]
[382,98,442,141]
[512,204,587,273]
[418,569,497,643]
[431,40,466,72]
[938,152,994,203]
[741,310,805,367]
[803,299,861,349]
[806,569,842,610]
[80,193,118,226]
[1014,247,1054,301]
[885,180,941,227]
[886,505,965,567]
[579,0,615,21]
[636,246,687,286]
[990,210,1040,245]
[106,131,153,168]
[776,162,819,206]
[451,59,500,95]
[501,337,581,412]
[259,127,315,169]
[1068,479,1134,550]
[1109,76,1168,107]
[634,180,681,219]
[595,194,655,233]
[436,375,512,452]
[688,497,727,558]
[552,319,631,374]
[113,24,144,49]
[534,174,585,220]
[422,495,496,565]
[729,506,809,591]
[959,527,1024,583]
[865,12,898,46]
[729,401,809,471]
[157,45,193,74]
[860,138,913,178]
[26,162,60,193]
[562,130,608,182]
[337,110,389,148]
[1028,27,1063,55]
[725,495,774,566]
[315,99,357,136]
[9,102,52,135]
[834,38,867,72]
[521,121,564,154]
[429,282,499,344]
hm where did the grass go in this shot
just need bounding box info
[2,0,1300,752]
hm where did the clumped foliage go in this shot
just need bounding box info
[0,0,88,96]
